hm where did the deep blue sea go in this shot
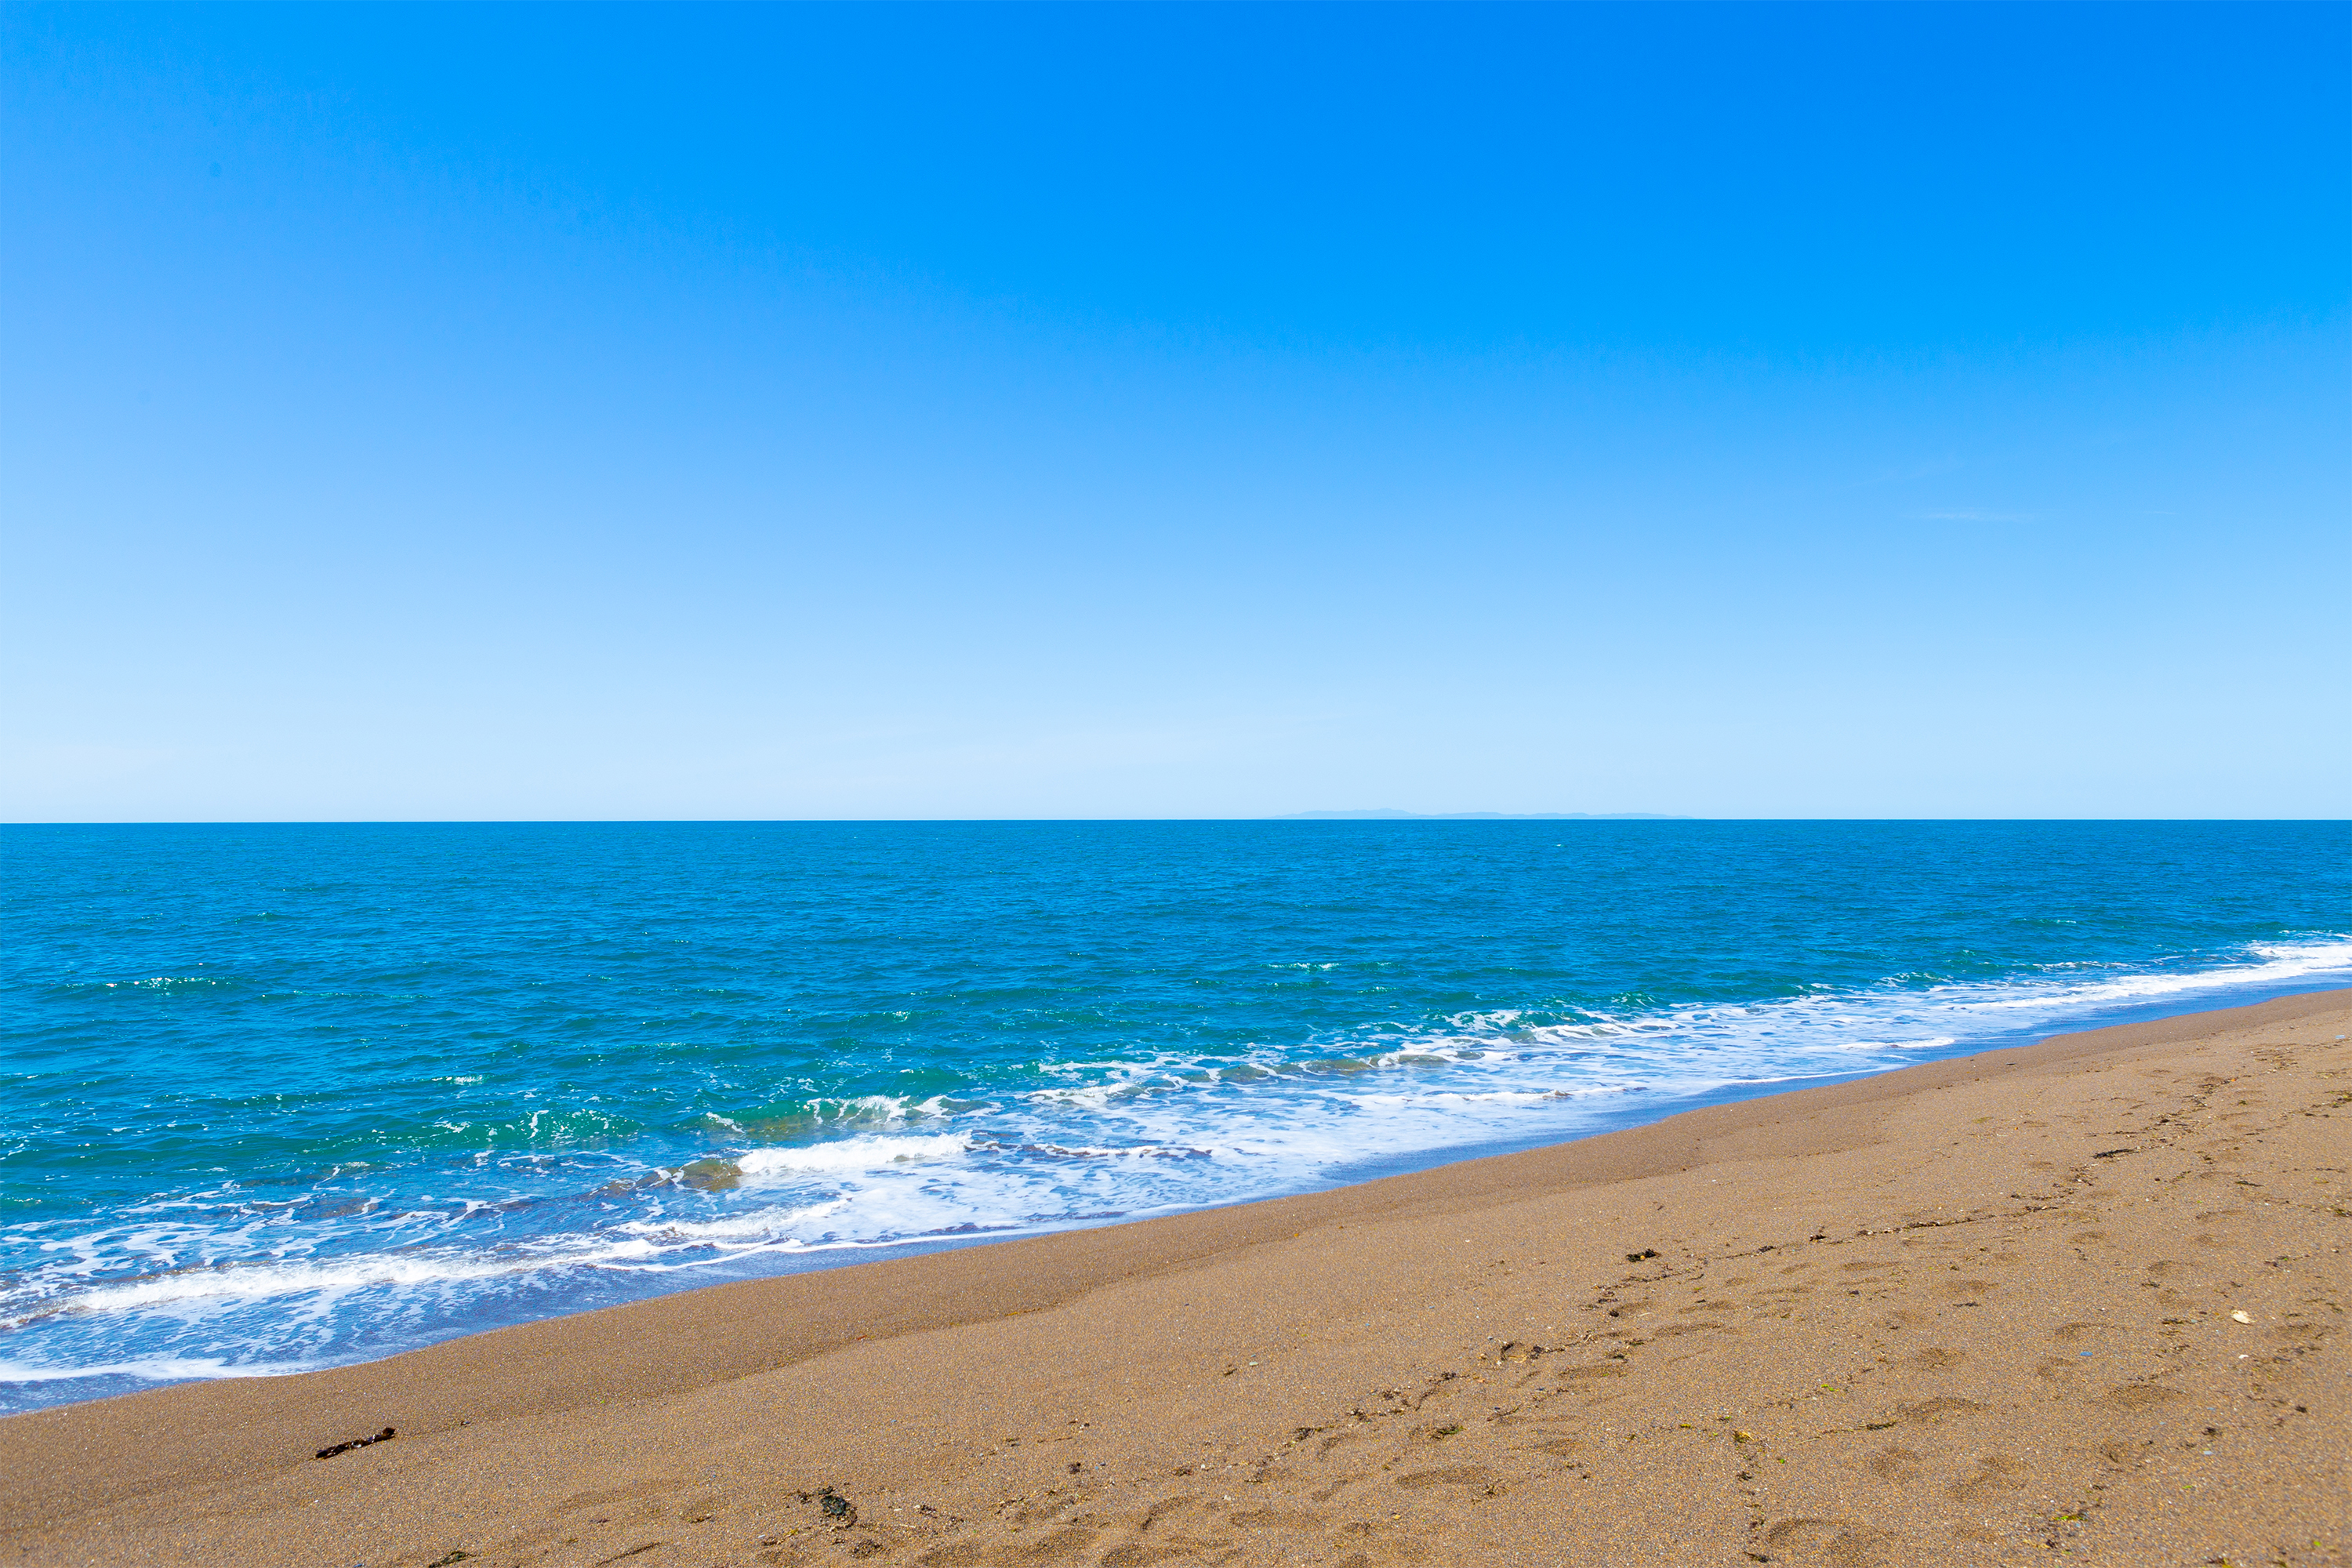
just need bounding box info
[2,820,2345,1412]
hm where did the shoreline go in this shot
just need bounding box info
[5,986,2347,1565]
[1306,965,2352,1189]
[16,966,2345,1423]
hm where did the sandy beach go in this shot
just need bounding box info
[5,989,2345,1568]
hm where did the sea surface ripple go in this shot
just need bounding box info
[2,819,2345,1410]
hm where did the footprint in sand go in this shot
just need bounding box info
[2098,1382,2183,1410]
[920,1526,1102,1566]
[1646,1320,1727,1339]
[1945,1453,2027,1502]
[1886,1396,1988,1425]
[1394,1465,1498,1490]
[1759,1516,1896,1568]
[1095,1548,1184,1568]
[1867,1445,1921,1483]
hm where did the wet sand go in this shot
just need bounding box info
[4,989,2347,1567]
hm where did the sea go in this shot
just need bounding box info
[2,819,2346,1413]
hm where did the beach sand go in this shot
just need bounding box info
[4,989,2346,1567]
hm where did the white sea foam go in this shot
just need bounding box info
[1959,941,2352,1009]
[731,1133,974,1175]
[0,1356,311,1385]
[24,1253,557,1317]
[613,1197,855,1244]
[777,1094,955,1124]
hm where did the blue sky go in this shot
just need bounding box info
[5,2,2345,820]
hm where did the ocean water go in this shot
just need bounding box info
[2,819,2345,1413]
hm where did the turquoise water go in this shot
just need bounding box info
[2,820,2345,1411]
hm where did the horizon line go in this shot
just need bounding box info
[4,816,2347,828]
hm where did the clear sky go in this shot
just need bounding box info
[5,2,2346,822]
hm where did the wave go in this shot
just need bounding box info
[4,931,2344,1407]
[0,1356,311,1385]
[731,1132,974,1176]
[1959,939,2352,1010]
[6,1252,564,1321]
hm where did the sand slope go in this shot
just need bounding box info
[5,991,2347,1567]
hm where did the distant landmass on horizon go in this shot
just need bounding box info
[1274,810,1692,820]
